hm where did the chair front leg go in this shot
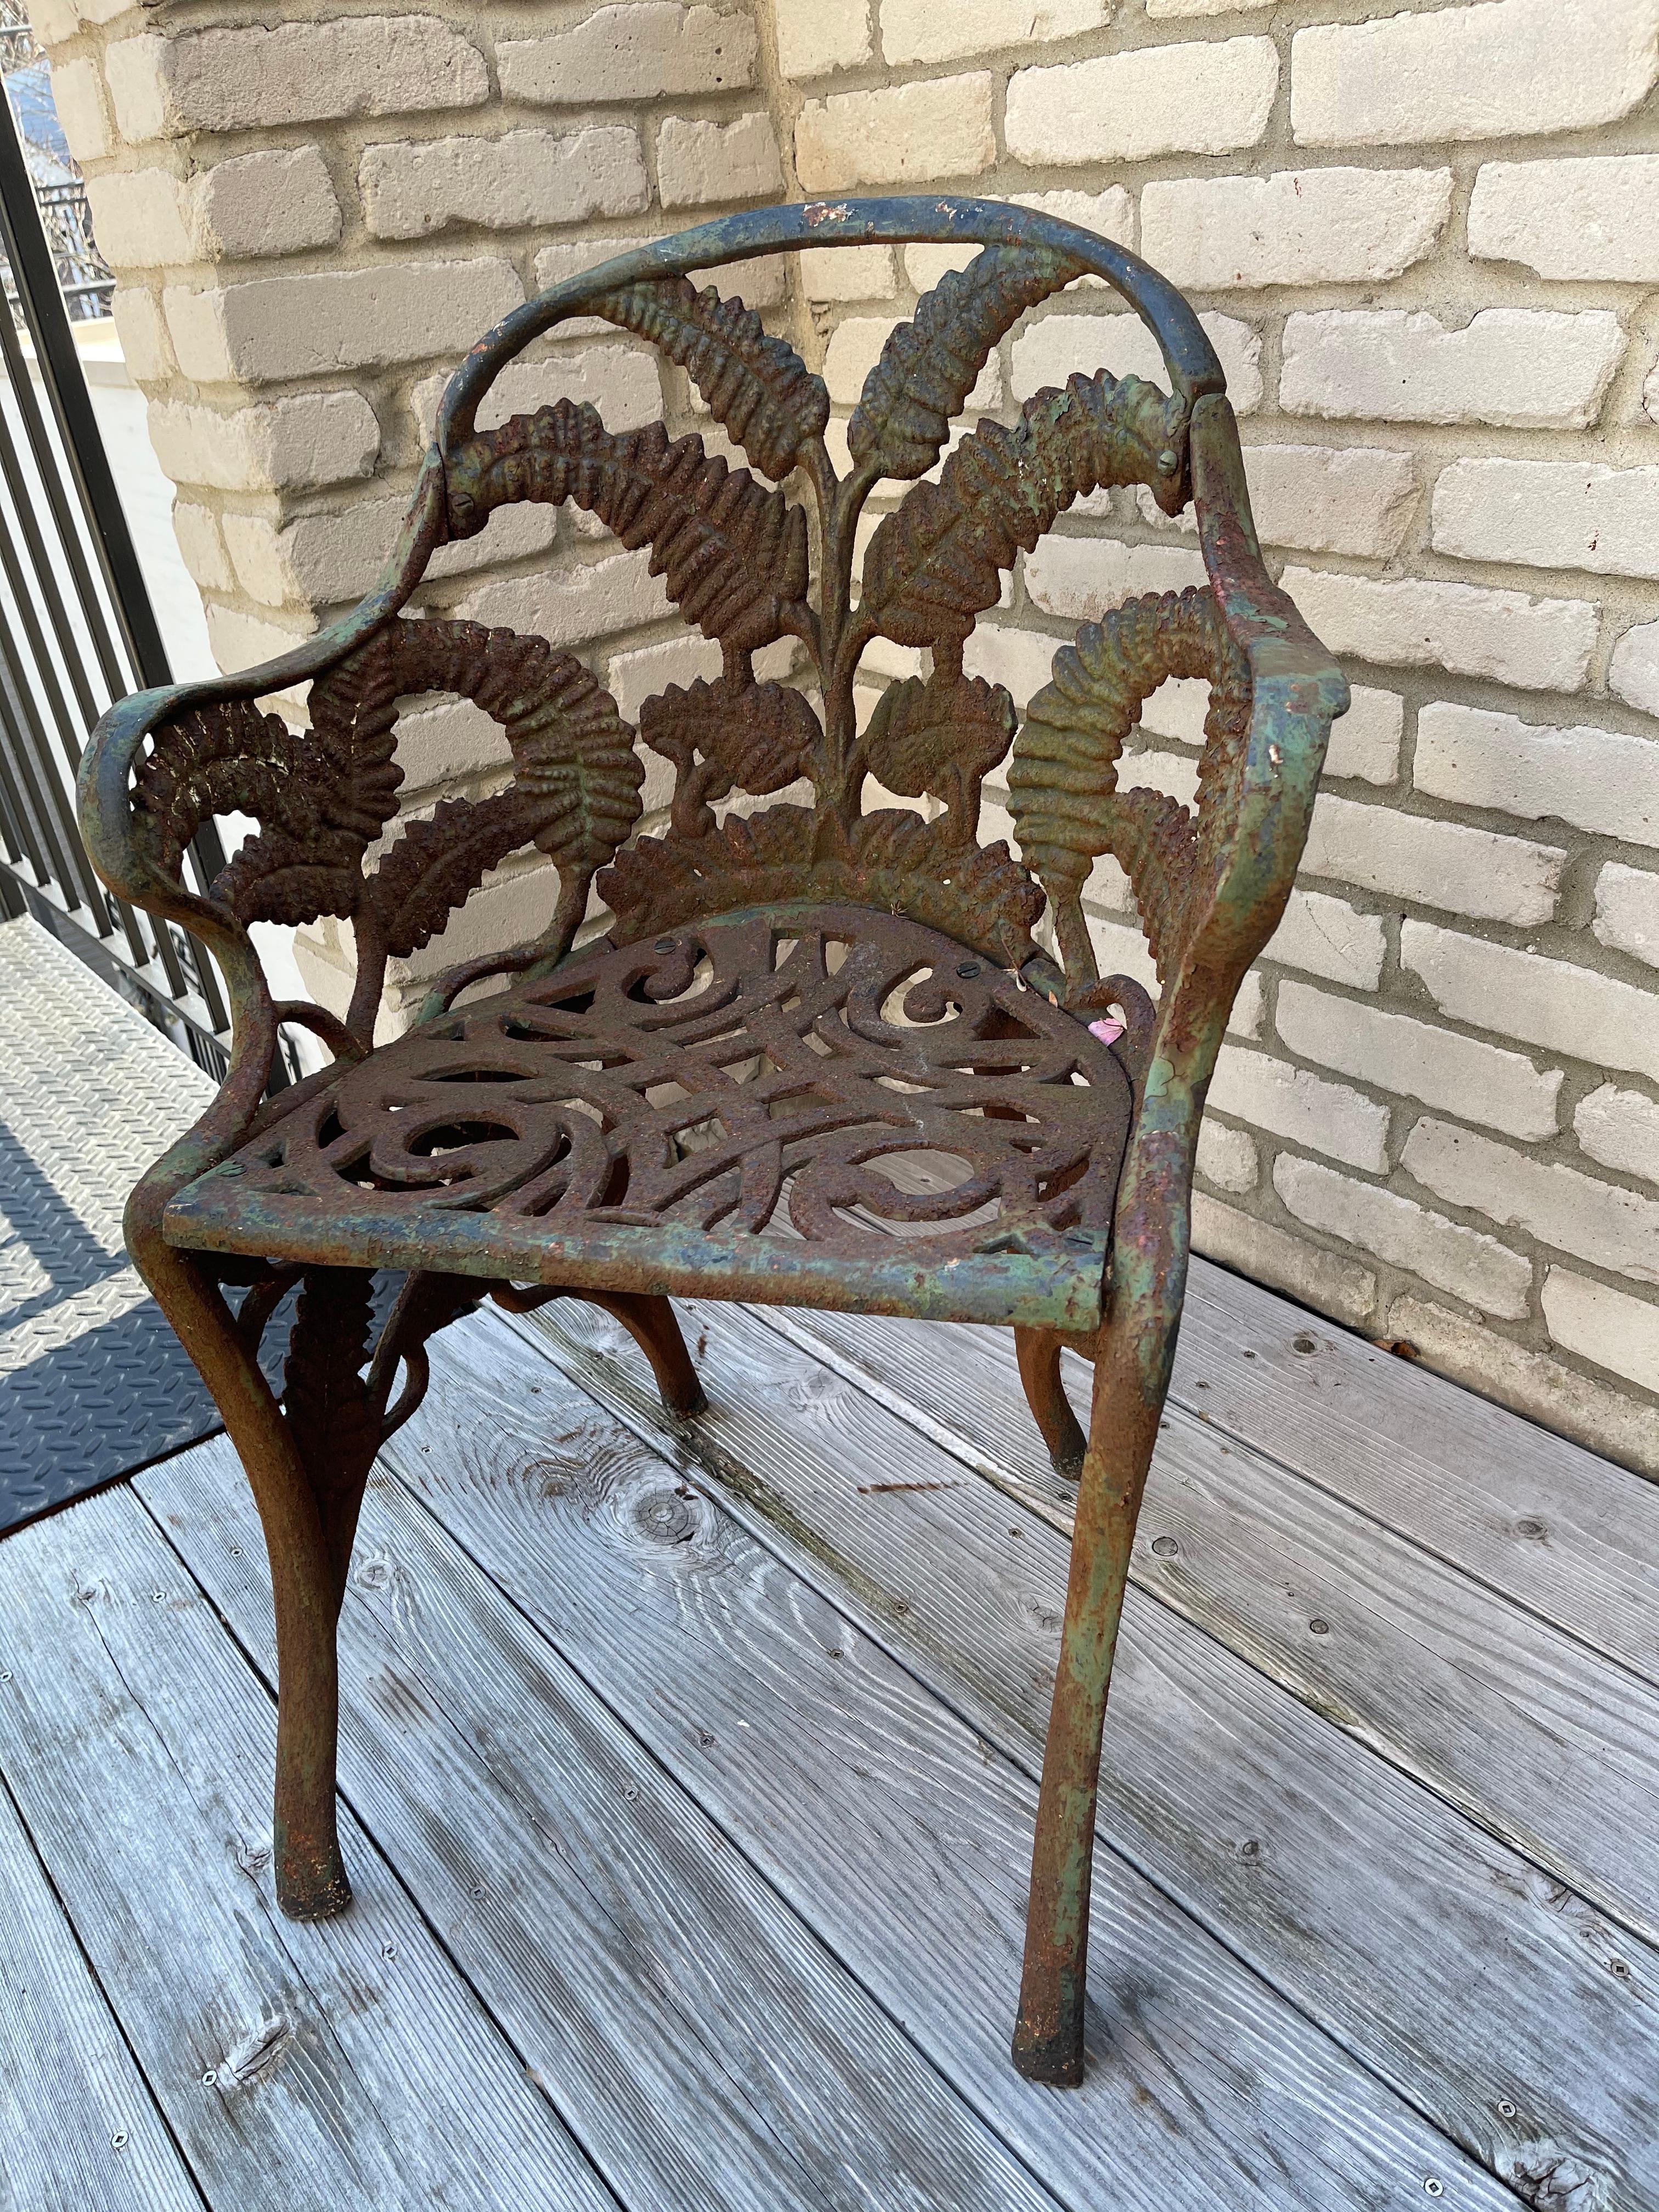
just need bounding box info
[129,1217,356,1920]
[1011,1307,1170,2085]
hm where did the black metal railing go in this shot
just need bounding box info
[0,86,262,1084]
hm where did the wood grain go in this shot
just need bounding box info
[761,1298,1659,1951]
[138,1440,1064,2212]
[1171,1257,1659,1689]
[0,1762,201,2212]
[0,1483,617,2212]
[506,1295,1658,2212]
[372,1317,1532,2212]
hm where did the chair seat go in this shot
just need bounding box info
[164,904,1133,1331]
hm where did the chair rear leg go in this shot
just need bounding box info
[1014,1326,1087,1481]
[1011,1323,1167,2086]
[591,1291,707,1415]
[132,1223,356,1920]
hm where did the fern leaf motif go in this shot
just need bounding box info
[863,671,1014,839]
[133,699,315,890]
[862,371,1184,649]
[592,275,830,480]
[211,639,405,926]
[849,247,1082,482]
[1008,588,1251,981]
[445,403,810,653]
[368,791,550,959]
[640,678,821,798]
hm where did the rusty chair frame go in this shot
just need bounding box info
[77,195,1347,2086]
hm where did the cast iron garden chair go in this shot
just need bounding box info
[77,195,1347,2086]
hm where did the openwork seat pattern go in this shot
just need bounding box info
[77,194,1348,2088]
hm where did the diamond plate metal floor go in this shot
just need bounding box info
[0,916,222,1533]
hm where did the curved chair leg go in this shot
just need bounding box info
[493,1283,706,1416]
[131,1223,357,1921]
[1014,1327,1087,1482]
[1011,1314,1170,2086]
[589,1290,707,1415]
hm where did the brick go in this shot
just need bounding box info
[1277,568,1598,695]
[1544,1269,1659,1397]
[1415,703,1659,848]
[48,58,111,165]
[393,697,512,794]
[1325,686,1402,786]
[963,623,1060,711]
[823,314,1001,410]
[795,75,995,190]
[111,291,173,390]
[1082,912,1157,995]
[1148,0,1274,14]
[800,246,897,302]
[1265,889,1385,991]
[882,0,1107,65]
[1402,919,1659,1088]
[1290,0,1659,149]
[1433,459,1659,583]
[1192,1192,1378,1328]
[1595,862,1659,971]
[1206,1043,1390,1172]
[188,147,341,261]
[1141,168,1451,291]
[1610,619,1659,719]
[146,391,379,493]
[413,348,663,441]
[105,18,488,141]
[1011,188,1134,257]
[773,0,872,78]
[1006,39,1278,166]
[170,501,233,594]
[458,547,672,649]
[498,5,755,104]
[1258,444,1418,560]
[1197,1118,1259,1194]
[1012,310,1262,415]
[1469,155,1659,283]
[1300,791,1564,928]
[1230,971,1266,1041]
[1387,1294,1659,1481]
[165,260,524,383]
[205,601,315,682]
[1275,977,1560,1142]
[226,498,557,609]
[1403,1117,1659,1287]
[84,170,193,272]
[1280,309,1625,431]
[363,128,647,241]
[1023,534,1207,623]
[1575,1084,1659,1184]
[657,111,783,208]
[606,632,724,724]
[1274,1153,1531,1321]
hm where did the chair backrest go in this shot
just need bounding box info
[80,195,1347,1101]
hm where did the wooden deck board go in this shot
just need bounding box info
[0,1763,202,2212]
[1171,1258,1659,1691]
[751,1298,1659,1948]
[2,1259,1654,2209]
[365,1319,1518,2212]
[505,1295,1657,2211]
[136,1437,1064,2212]
[0,1485,618,2212]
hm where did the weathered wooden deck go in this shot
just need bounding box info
[2,918,1655,2209]
[4,1231,1657,2209]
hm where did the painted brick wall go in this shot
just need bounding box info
[28,0,1659,1474]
